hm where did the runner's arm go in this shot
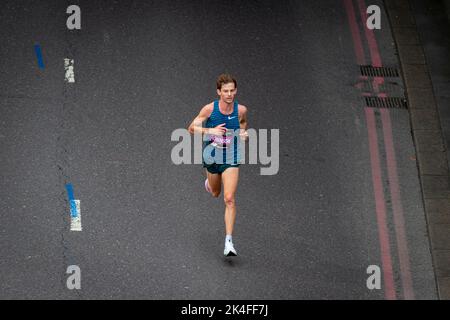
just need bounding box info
[188,104,212,135]
[239,105,248,130]
[238,105,248,140]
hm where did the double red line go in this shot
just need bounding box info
[343,0,414,300]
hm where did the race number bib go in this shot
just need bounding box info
[210,130,233,149]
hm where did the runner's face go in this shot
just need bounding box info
[217,82,237,104]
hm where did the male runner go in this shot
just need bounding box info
[188,74,248,256]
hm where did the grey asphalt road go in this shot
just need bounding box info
[0,0,438,299]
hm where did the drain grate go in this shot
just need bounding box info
[365,96,408,109]
[360,65,400,77]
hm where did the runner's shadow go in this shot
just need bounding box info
[222,256,243,267]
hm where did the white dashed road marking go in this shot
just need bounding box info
[64,58,75,83]
[70,200,82,231]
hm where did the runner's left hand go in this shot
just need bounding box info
[239,129,249,141]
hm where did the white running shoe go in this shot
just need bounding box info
[205,178,212,194]
[224,241,237,257]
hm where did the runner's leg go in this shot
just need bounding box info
[221,167,239,235]
[206,170,221,197]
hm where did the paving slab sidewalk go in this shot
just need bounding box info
[384,0,450,300]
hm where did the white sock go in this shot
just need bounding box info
[225,235,233,244]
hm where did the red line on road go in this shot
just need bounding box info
[357,0,381,67]
[343,0,396,299]
[380,109,415,299]
[343,0,365,65]
[356,0,383,91]
[357,0,415,300]
[365,108,397,299]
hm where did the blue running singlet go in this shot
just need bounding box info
[203,100,241,165]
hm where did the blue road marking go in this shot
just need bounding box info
[65,183,78,218]
[34,44,44,69]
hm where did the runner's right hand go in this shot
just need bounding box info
[207,123,227,136]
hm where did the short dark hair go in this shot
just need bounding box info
[216,74,237,90]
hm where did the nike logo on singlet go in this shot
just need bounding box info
[228,116,236,120]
